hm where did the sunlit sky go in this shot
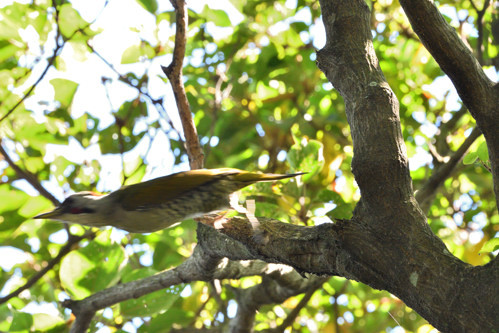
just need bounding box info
[1,0,497,330]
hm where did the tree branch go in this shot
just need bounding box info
[0,231,94,305]
[399,0,494,115]
[63,225,312,331]
[65,243,221,332]
[316,0,416,227]
[87,42,182,139]
[161,0,204,169]
[399,0,499,207]
[469,0,491,65]
[0,140,59,206]
[313,1,498,331]
[229,271,326,332]
[416,127,482,213]
[204,214,499,331]
[264,279,323,333]
[0,3,63,123]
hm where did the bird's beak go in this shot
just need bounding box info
[34,207,63,219]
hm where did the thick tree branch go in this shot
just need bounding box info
[58,208,497,332]
[161,0,204,169]
[399,0,499,207]
[204,215,499,331]
[316,1,415,221]
[313,1,498,331]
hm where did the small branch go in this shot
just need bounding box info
[65,244,221,331]
[470,0,491,64]
[0,231,94,305]
[0,140,59,206]
[399,0,493,114]
[416,127,482,213]
[69,310,95,333]
[161,0,204,169]
[432,106,467,158]
[0,3,63,123]
[229,271,326,332]
[63,223,331,331]
[399,0,499,206]
[270,282,323,332]
[88,43,182,139]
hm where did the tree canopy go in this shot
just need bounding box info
[0,0,497,332]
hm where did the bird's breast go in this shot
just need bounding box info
[112,180,236,232]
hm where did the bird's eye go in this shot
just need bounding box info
[69,207,94,214]
[70,207,84,214]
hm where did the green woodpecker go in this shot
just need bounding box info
[34,168,304,233]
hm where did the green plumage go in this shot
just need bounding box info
[34,168,304,233]
[115,168,302,211]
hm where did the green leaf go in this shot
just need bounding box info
[120,268,181,317]
[479,238,499,254]
[201,5,232,27]
[32,313,65,331]
[50,78,79,108]
[135,0,158,14]
[326,203,354,220]
[463,152,478,165]
[59,230,127,298]
[19,196,52,218]
[287,139,324,180]
[143,307,194,332]
[0,3,26,40]
[9,310,33,331]
[121,42,156,64]
[58,4,90,38]
[476,141,489,162]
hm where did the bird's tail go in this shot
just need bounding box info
[236,171,306,183]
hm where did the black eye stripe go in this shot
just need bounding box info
[62,197,74,206]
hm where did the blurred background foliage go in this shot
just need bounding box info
[0,0,497,332]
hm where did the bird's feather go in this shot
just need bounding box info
[115,169,238,211]
[115,168,304,211]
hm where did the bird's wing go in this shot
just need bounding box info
[116,168,241,211]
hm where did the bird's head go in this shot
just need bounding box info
[34,192,107,226]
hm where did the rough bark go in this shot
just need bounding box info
[307,0,499,331]
[399,0,499,207]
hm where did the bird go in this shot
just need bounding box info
[34,168,304,233]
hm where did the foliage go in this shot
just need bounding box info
[0,0,497,332]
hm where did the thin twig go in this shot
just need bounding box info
[416,127,482,212]
[0,140,59,206]
[87,42,182,139]
[0,231,95,305]
[272,282,323,332]
[161,0,204,169]
[471,0,491,65]
[0,6,63,123]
